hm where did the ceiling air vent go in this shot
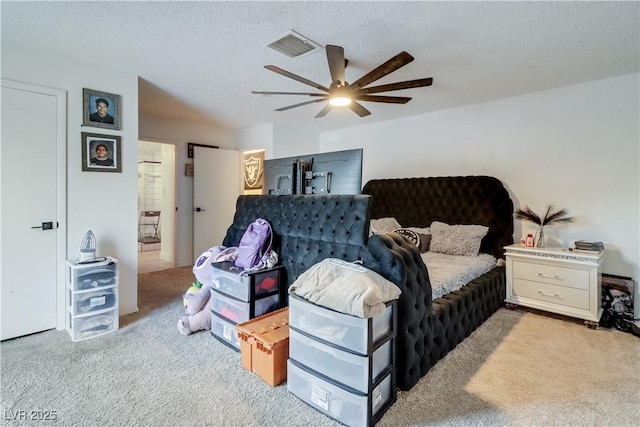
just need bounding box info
[266,30,321,59]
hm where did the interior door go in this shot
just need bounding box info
[1,80,66,340]
[193,147,241,260]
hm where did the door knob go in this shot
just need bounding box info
[193,207,206,212]
[31,221,56,230]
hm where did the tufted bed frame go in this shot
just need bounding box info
[222,176,514,391]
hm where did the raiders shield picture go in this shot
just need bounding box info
[244,153,264,190]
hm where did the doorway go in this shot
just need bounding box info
[138,140,176,274]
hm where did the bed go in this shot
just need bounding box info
[222,176,514,391]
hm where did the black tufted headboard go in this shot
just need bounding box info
[362,176,514,258]
[222,194,372,289]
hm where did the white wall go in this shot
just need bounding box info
[138,112,237,266]
[272,124,319,158]
[236,123,319,160]
[2,44,140,315]
[236,122,274,156]
[320,73,640,314]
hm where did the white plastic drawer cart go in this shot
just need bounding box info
[287,294,397,427]
[66,257,119,341]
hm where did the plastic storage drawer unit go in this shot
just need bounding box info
[287,359,395,427]
[66,257,119,341]
[210,311,241,351]
[211,262,281,302]
[289,328,393,394]
[288,294,395,356]
[210,289,279,324]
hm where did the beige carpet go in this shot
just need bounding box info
[140,267,639,426]
[381,307,640,426]
[1,266,638,426]
[120,265,193,327]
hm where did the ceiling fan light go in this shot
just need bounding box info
[329,96,352,107]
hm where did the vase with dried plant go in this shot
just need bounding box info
[514,205,574,248]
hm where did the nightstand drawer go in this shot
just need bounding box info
[512,260,589,290]
[513,278,590,310]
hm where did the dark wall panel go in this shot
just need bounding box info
[263,148,362,195]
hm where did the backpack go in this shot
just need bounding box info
[235,218,273,269]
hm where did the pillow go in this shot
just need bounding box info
[393,228,431,253]
[369,217,402,235]
[429,221,488,256]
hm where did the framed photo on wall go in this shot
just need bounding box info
[83,88,121,130]
[82,132,122,173]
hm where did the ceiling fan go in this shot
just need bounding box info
[252,45,433,118]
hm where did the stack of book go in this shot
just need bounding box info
[573,240,604,252]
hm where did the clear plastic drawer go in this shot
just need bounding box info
[210,311,240,351]
[68,308,118,341]
[210,290,279,324]
[68,258,118,291]
[289,294,394,356]
[210,262,281,302]
[69,287,117,315]
[289,328,393,393]
[287,359,394,427]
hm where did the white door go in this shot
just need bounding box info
[193,147,241,260]
[1,80,66,340]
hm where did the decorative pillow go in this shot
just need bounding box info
[408,227,430,235]
[369,217,402,235]
[429,221,488,256]
[393,228,431,253]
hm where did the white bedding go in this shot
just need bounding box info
[421,252,497,299]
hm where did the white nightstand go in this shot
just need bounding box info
[504,244,603,326]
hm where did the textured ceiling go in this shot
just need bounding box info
[2,1,638,133]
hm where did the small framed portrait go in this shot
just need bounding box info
[82,132,122,173]
[83,88,121,130]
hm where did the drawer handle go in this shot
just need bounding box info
[538,290,562,298]
[537,272,562,280]
[309,341,337,356]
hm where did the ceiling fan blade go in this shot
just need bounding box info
[252,91,326,97]
[274,98,326,112]
[349,101,371,117]
[356,95,412,104]
[315,104,333,118]
[326,45,346,85]
[264,65,330,92]
[350,51,414,89]
[359,78,433,94]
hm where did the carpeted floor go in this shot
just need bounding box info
[1,267,638,426]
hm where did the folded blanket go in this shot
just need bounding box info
[288,258,401,318]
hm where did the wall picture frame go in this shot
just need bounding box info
[83,88,121,130]
[82,132,122,173]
